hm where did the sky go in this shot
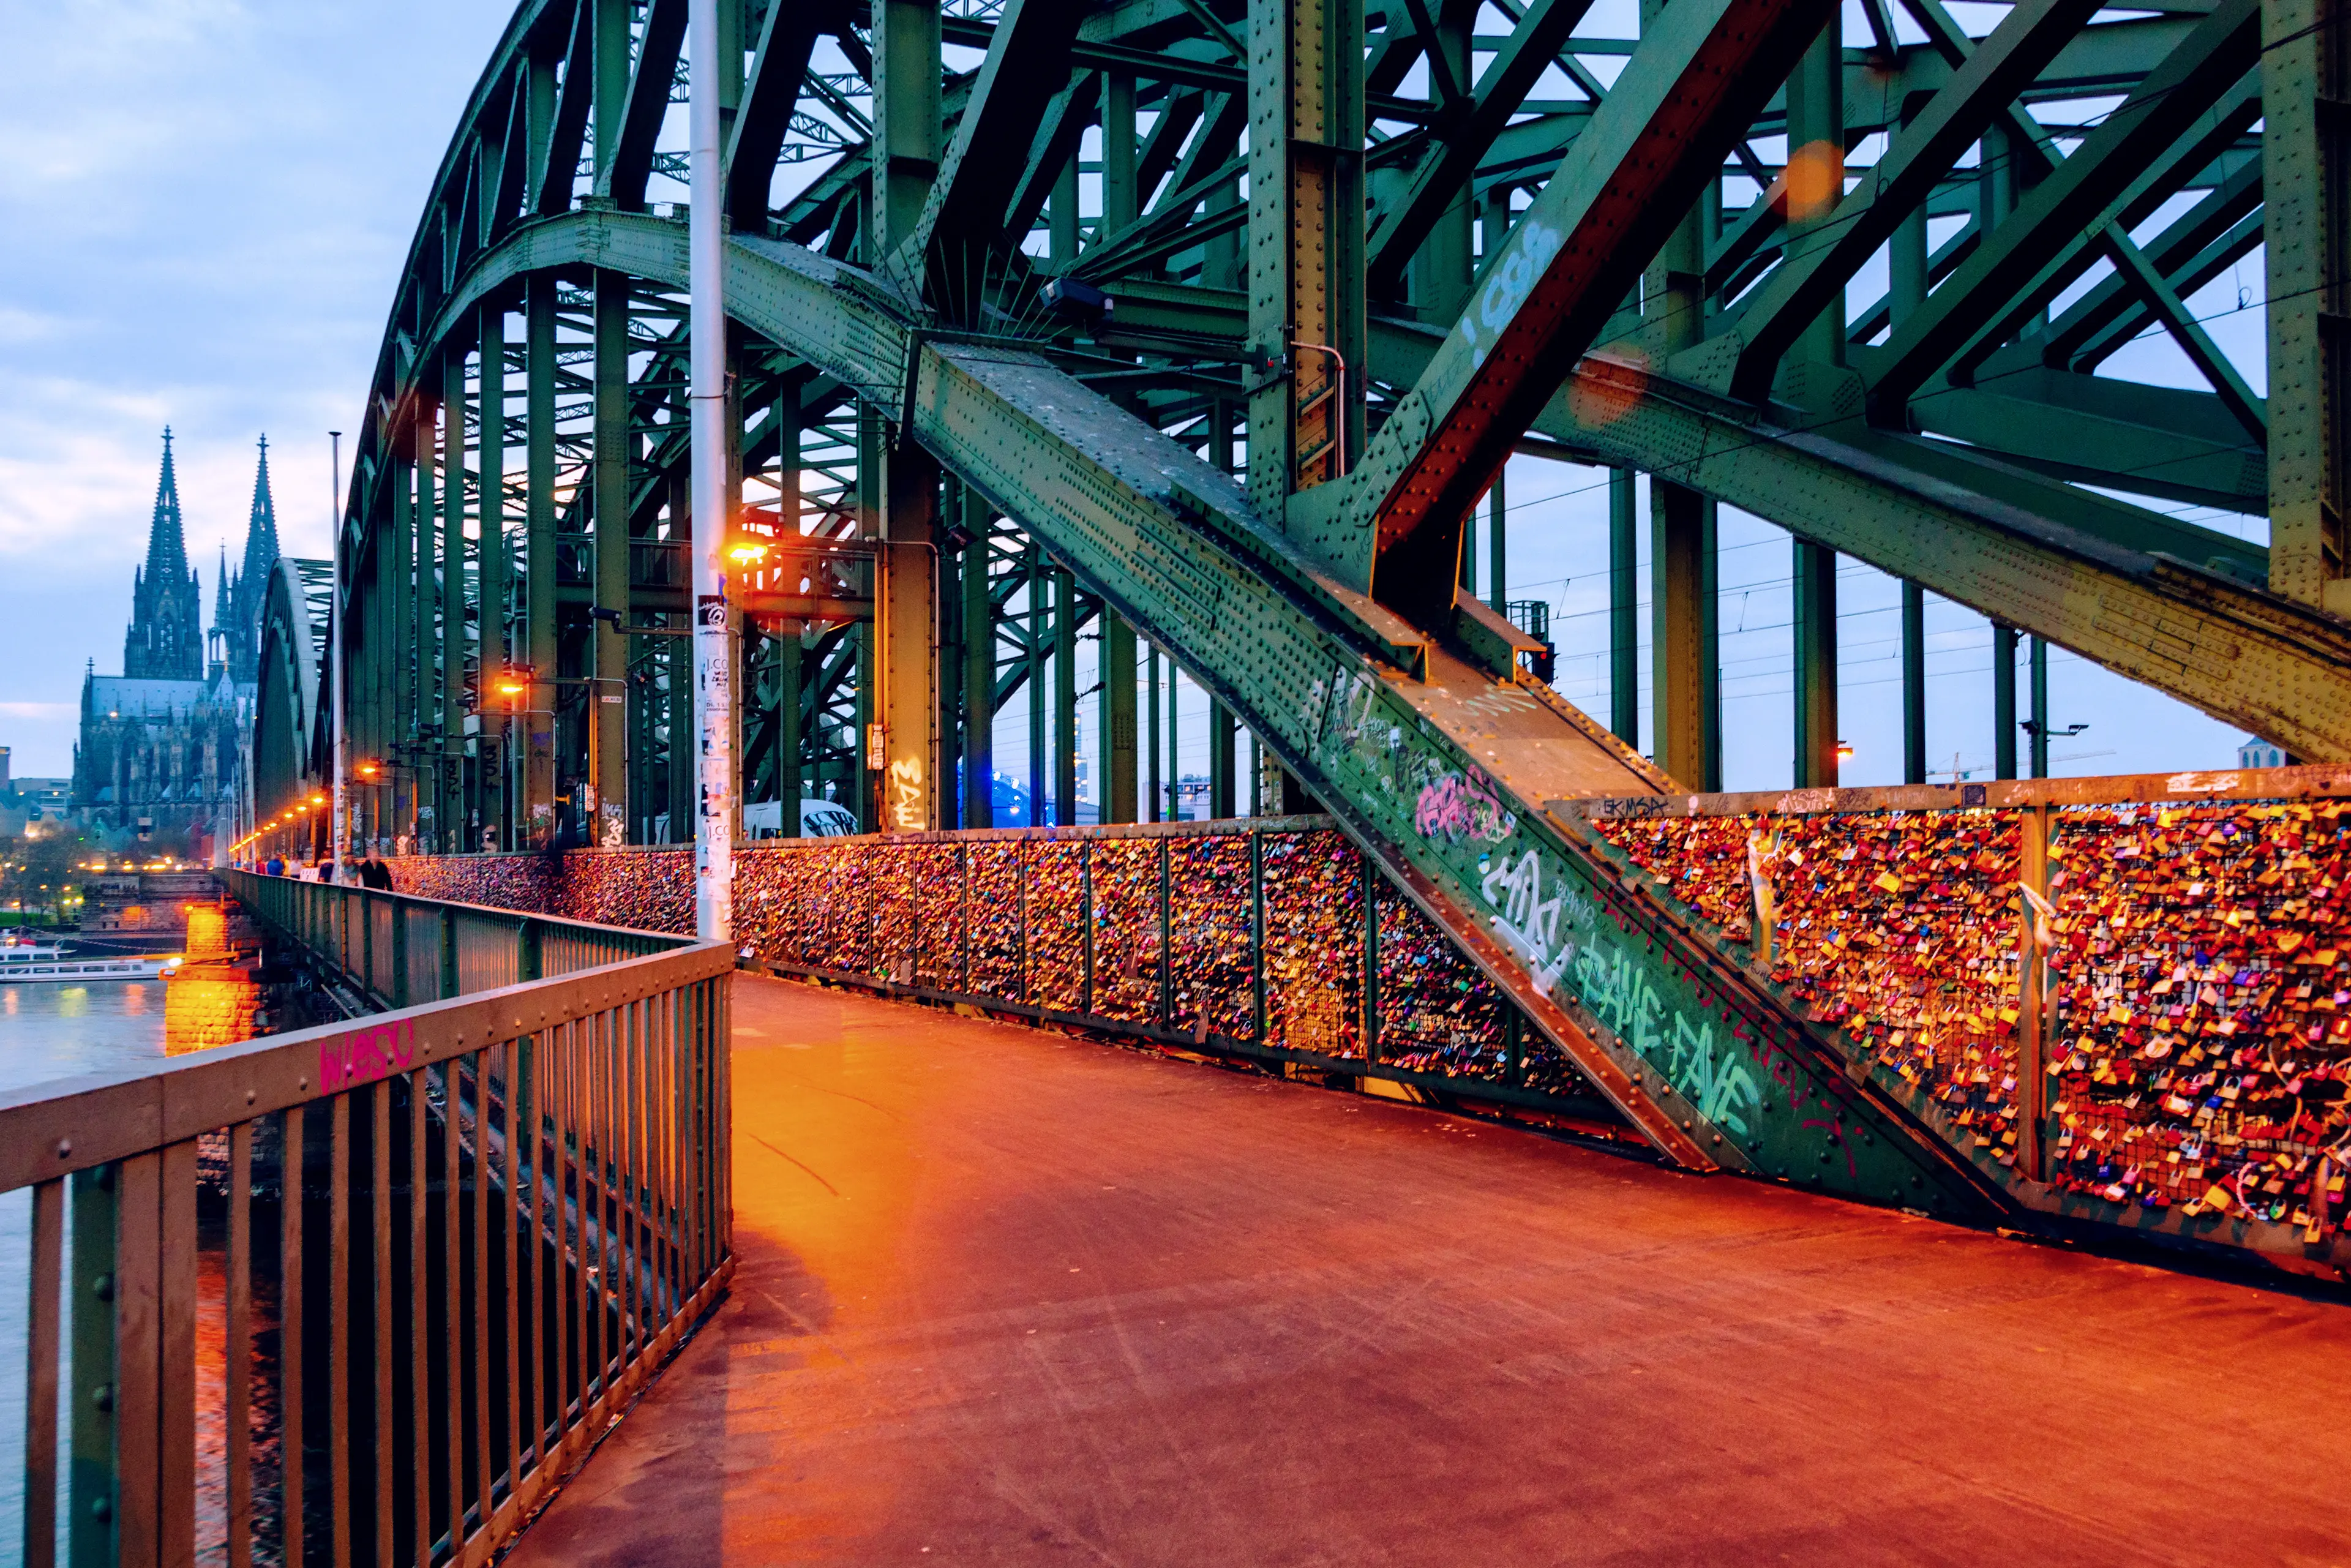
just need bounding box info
[0,1,509,776]
[0,0,2268,793]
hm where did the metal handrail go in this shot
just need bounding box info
[223,868,691,1010]
[6,879,735,1567]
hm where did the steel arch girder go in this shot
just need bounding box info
[391,206,2003,1218]
[1515,356,2351,763]
[1346,315,2351,761]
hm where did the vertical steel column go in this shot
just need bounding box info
[1641,6,1719,788]
[414,399,437,850]
[1103,75,1138,233]
[1052,156,1081,262]
[872,0,942,253]
[480,302,509,850]
[1791,541,1838,786]
[1784,10,1845,369]
[1054,568,1078,825]
[1993,622,2019,779]
[872,0,939,832]
[1786,8,1842,790]
[1026,545,1046,823]
[2266,0,2349,609]
[1894,93,1929,790]
[1247,0,1365,512]
[1209,700,1236,819]
[442,350,470,850]
[391,440,416,850]
[878,446,940,831]
[1485,468,1506,614]
[961,493,994,828]
[670,470,698,841]
[855,410,881,828]
[592,0,631,195]
[1146,643,1162,822]
[940,497,964,830]
[2029,635,2051,779]
[1902,582,1927,784]
[593,271,631,845]
[1414,0,1478,322]
[774,375,803,831]
[525,275,558,848]
[1167,658,1182,819]
[776,634,803,835]
[1609,469,1638,746]
[1651,490,1717,790]
[1100,612,1137,823]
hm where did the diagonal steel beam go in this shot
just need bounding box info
[727,2,833,228]
[893,0,1090,306]
[1869,0,2260,424]
[1365,0,1599,299]
[2043,151,2263,367]
[1335,0,1837,626]
[609,0,687,209]
[536,0,596,216]
[1711,0,2103,403]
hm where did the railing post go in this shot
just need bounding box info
[2018,800,2051,1182]
[391,900,410,1010]
[1079,842,1095,1017]
[1363,856,1382,1066]
[520,915,544,983]
[66,1164,117,1568]
[441,905,459,999]
[1250,830,1267,1048]
[1157,838,1173,1030]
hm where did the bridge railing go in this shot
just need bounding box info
[228,868,681,1009]
[5,876,733,1567]
[383,820,1632,1133]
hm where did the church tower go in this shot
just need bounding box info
[222,435,280,683]
[124,428,203,680]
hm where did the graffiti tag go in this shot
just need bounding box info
[1416,770,1518,845]
[320,1016,417,1093]
[1481,849,1573,994]
[1575,939,1761,1135]
[888,757,926,831]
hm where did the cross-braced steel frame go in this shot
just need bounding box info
[298,0,2351,1196]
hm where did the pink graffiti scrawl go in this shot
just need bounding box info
[1415,771,1518,845]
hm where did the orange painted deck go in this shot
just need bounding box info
[506,974,2351,1565]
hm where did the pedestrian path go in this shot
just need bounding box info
[507,975,2351,1565]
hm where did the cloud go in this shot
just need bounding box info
[0,0,509,751]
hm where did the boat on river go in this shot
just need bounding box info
[0,933,182,983]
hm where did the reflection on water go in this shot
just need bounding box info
[0,973,268,1562]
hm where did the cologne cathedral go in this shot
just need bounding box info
[71,430,279,854]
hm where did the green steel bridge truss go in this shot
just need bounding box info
[282,0,2351,1234]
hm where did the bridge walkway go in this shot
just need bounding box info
[506,977,2351,1565]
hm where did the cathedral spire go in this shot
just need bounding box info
[145,426,192,587]
[223,434,280,684]
[124,427,204,681]
[241,434,279,591]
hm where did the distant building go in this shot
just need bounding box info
[71,429,277,855]
[2240,738,2287,770]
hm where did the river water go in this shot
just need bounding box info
[0,980,277,1564]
